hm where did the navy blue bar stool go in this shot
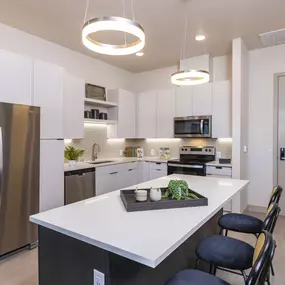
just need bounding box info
[195,203,279,284]
[166,231,275,285]
[219,185,282,237]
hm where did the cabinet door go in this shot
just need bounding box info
[0,49,32,105]
[137,92,156,138]
[157,89,175,138]
[40,140,64,212]
[175,86,193,117]
[192,83,212,115]
[212,81,231,138]
[96,174,112,196]
[118,89,136,138]
[150,169,167,180]
[34,60,64,139]
[63,73,85,139]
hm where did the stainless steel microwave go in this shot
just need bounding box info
[174,116,212,138]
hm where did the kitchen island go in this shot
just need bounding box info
[30,174,249,285]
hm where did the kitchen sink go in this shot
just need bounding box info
[87,160,114,165]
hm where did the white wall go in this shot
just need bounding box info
[232,38,249,213]
[0,23,132,90]
[248,43,285,207]
[132,55,231,93]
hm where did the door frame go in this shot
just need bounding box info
[274,73,285,194]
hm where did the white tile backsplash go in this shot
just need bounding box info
[67,126,232,161]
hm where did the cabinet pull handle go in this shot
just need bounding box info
[128,169,133,171]
[109,172,118,175]
[215,166,222,169]
[156,169,162,171]
[156,162,161,165]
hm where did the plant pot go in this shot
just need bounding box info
[68,160,77,167]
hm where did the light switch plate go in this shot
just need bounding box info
[151,149,155,156]
[94,269,105,285]
[216,152,221,159]
[120,150,123,156]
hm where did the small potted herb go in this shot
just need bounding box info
[64,146,85,166]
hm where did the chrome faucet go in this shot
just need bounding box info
[91,143,101,161]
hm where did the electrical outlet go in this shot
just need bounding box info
[216,152,222,159]
[151,149,155,156]
[120,149,123,156]
[94,269,105,285]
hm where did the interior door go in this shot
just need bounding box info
[0,103,40,255]
[278,75,285,214]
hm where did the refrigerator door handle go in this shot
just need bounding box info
[0,127,3,203]
[280,148,285,160]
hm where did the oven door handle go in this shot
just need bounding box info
[200,119,204,134]
[168,164,204,169]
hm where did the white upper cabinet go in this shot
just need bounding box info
[107,89,136,138]
[157,89,175,138]
[33,60,64,139]
[63,73,85,139]
[192,83,212,115]
[175,86,193,117]
[212,80,231,138]
[137,91,157,138]
[0,49,32,105]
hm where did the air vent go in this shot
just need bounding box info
[259,28,285,47]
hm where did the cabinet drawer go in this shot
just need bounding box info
[96,162,138,176]
[149,162,167,172]
[206,166,232,177]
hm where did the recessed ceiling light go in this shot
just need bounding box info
[136,52,144,56]
[195,35,206,41]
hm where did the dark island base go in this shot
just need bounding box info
[38,209,222,285]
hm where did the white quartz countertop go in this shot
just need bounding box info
[64,157,173,172]
[30,174,248,268]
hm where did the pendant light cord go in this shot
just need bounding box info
[83,0,90,24]
[121,0,127,44]
[181,2,189,61]
[131,0,135,21]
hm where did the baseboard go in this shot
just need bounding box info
[246,205,267,214]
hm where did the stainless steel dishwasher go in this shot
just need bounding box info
[64,168,95,205]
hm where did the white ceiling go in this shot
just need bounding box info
[0,0,284,73]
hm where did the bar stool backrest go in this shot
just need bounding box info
[263,202,280,234]
[268,185,283,208]
[247,231,274,285]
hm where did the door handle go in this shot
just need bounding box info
[109,172,118,175]
[200,120,204,134]
[280,148,285,160]
[128,169,133,172]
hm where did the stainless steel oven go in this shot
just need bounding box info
[174,116,212,138]
[168,146,215,176]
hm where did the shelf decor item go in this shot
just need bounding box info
[64,146,85,166]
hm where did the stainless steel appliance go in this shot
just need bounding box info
[0,103,40,256]
[168,146,215,176]
[174,116,212,138]
[64,168,95,205]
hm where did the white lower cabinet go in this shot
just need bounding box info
[149,162,168,180]
[206,165,232,212]
[96,162,139,196]
[40,140,64,212]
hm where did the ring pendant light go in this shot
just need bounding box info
[171,1,209,86]
[82,0,145,56]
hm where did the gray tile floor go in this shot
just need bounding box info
[0,212,284,285]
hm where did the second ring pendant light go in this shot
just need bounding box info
[82,0,145,56]
[171,1,209,86]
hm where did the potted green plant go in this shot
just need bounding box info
[64,146,85,166]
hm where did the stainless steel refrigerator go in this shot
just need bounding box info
[0,102,40,256]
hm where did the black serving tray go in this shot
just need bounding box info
[120,187,208,212]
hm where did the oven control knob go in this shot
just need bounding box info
[209,149,212,152]
[205,149,208,152]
